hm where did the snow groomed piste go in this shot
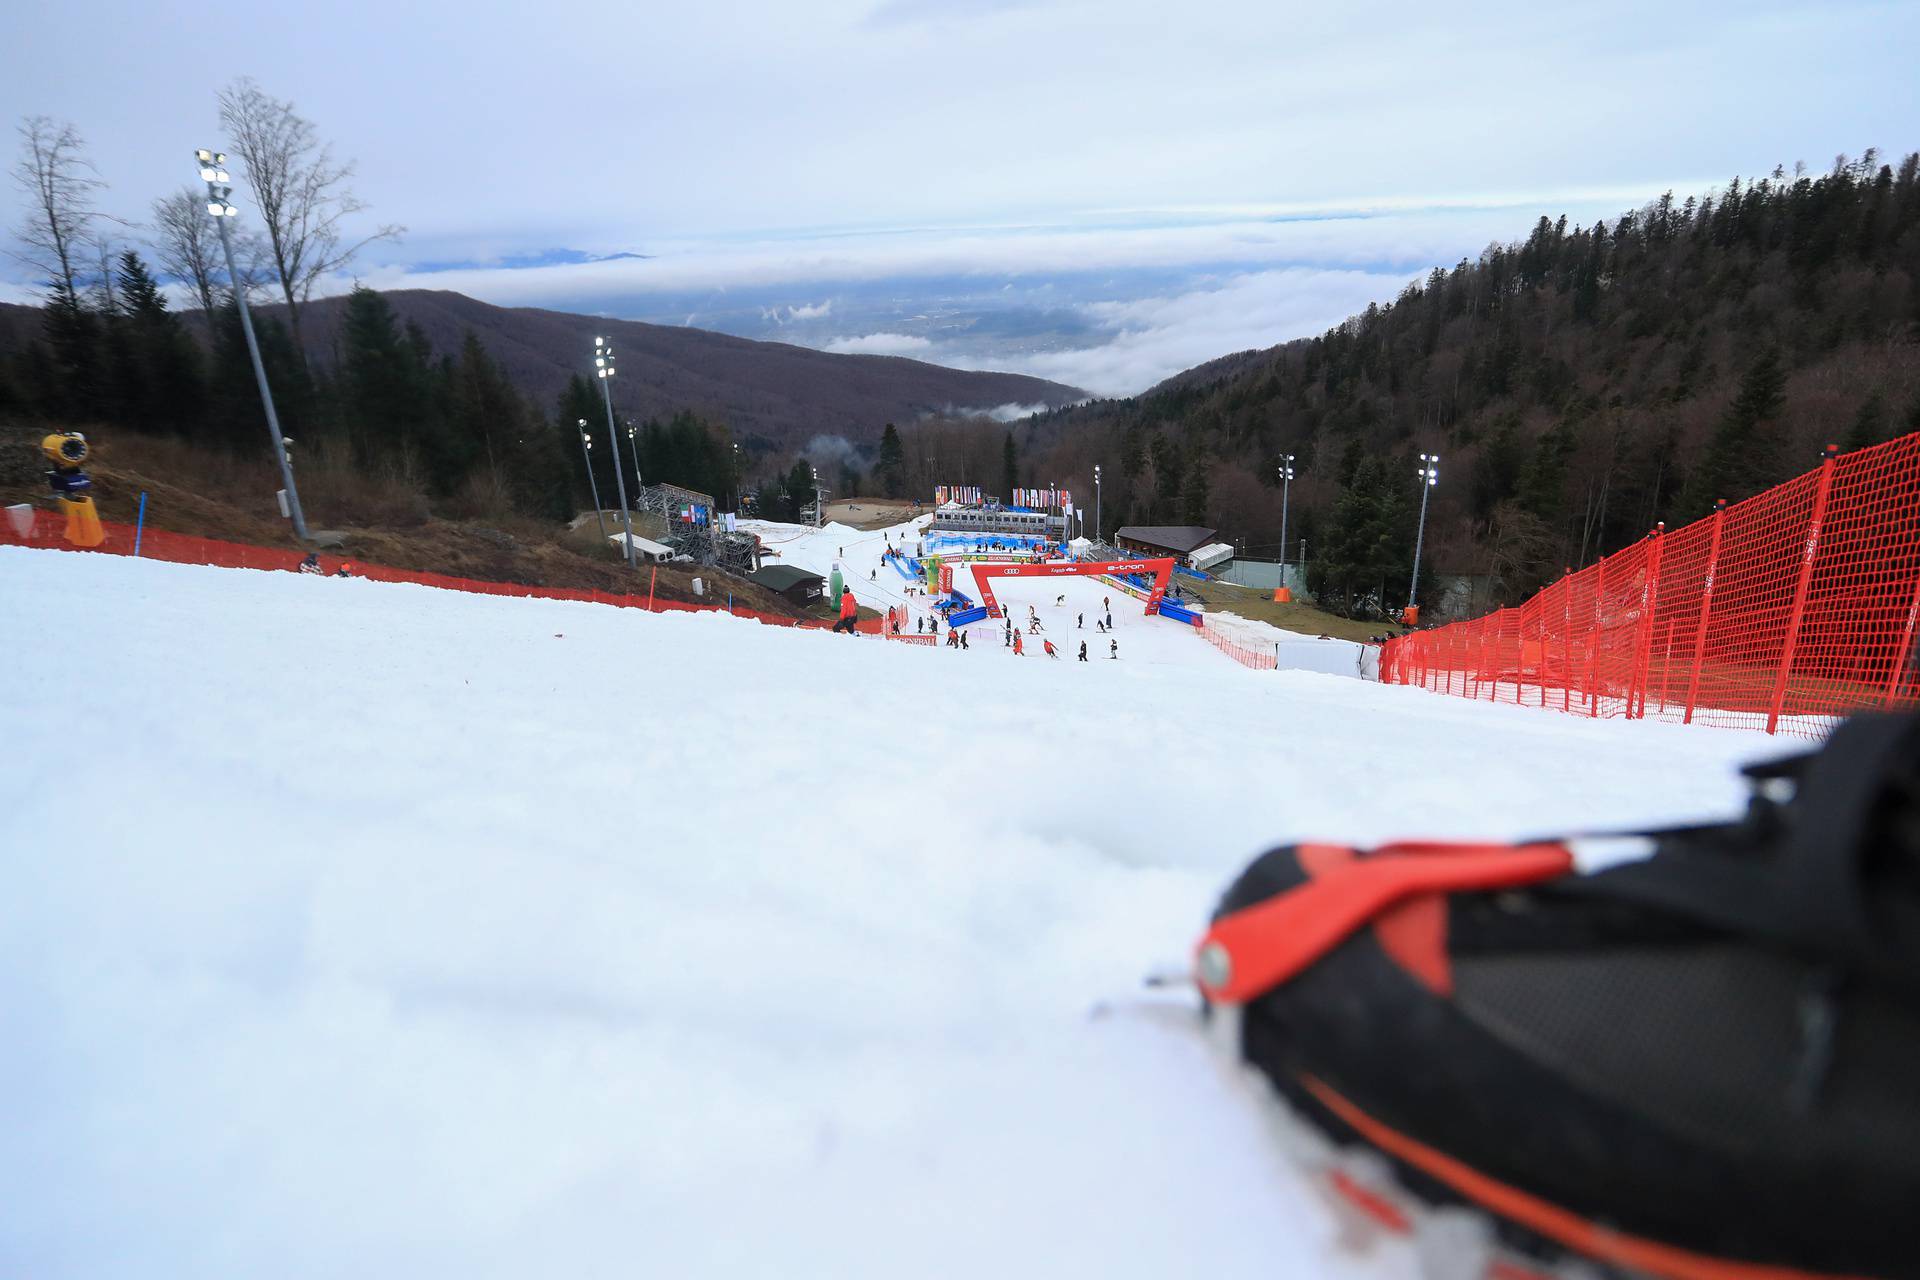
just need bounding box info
[1,510,1885,1280]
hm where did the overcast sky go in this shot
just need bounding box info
[5,0,1916,393]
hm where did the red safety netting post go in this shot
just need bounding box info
[1888,565,1920,709]
[1629,524,1664,719]
[1767,447,1838,735]
[1656,618,1676,716]
[1584,559,1604,717]
[1683,500,1727,724]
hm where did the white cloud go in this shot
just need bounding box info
[824,332,934,355]
[937,266,1417,397]
[787,300,833,320]
[342,195,1636,310]
[942,401,1060,422]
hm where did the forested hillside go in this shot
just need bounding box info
[1019,152,1920,617]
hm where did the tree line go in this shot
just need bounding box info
[2,92,742,525]
[1014,151,1920,618]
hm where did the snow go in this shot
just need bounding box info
[0,534,1790,1280]
[1207,610,1380,679]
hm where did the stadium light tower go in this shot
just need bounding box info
[1278,454,1295,591]
[594,336,636,567]
[1408,452,1440,615]
[1094,464,1102,543]
[196,149,309,541]
[577,419,607,539]
[624,418,644,499]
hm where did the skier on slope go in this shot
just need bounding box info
[1078,641,1088,662]
[299,553,323,575]
[833,587,859,634]
[1077,613,1083,629]
[1043,639,1058,659]
[1110,638,1118,659]
[1012,630,1024,656]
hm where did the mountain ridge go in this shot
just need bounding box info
[0,288,1084,448]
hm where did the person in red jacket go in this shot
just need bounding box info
[1012,629,1024,656]
[833,588,859,634]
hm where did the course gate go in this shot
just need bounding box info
[970,558,1176,620]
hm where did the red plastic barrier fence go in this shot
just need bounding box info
[1198,619,1279,670]
[1378,433,1920,737]
[0,509,885,632]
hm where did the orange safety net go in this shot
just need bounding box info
[0,512,885,633]
[1198,620,1279,670]
[1378,433,1920,737]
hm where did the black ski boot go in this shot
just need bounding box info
[1196,712,1920,1279]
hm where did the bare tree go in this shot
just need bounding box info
[10,115,106,301]
[92,234,119,314]
[150,189,222,317]
[150,187,274,318]
[217,77,402,356]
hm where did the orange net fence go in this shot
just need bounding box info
[1379,433,1920,737]
[0,508,885,633]
[1198,620,1279,670]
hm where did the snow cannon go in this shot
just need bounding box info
[41,431,104,548]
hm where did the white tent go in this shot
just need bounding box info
[1188,542,1235,572]
[611,532,676,563]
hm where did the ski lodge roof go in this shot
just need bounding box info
[748,564,825,596]
[1114,525,1219,556]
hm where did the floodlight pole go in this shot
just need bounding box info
[1093,464,1101,544]
[577,419,607,539]
[197,149,309,541]
[1278,454,1294,593]
[1409,452,1440,613]
[594,337,635,567]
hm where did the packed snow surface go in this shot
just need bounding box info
[0,534,1784,1280]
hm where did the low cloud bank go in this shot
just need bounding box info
[824,332,934,356]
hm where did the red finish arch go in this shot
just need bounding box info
[970,558,1176,619]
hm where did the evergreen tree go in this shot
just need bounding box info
[204,299,309,454]
[1150,431,1184,519]
[1001,430,1018,500]
[111,250,203,435]
[785,458,815,522]
[1180,447,1211,524]
[1843,392,1889,452]
[1308,457,1411,618]
[342,286,439,477]
[1120,423,1146,480]
[39,281,101,422]
[875,422,905,496]
[1685,349,1788,515]
[556,375,613,513]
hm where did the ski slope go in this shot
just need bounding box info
[0,544,1788,1280]
[748,515,1240,667]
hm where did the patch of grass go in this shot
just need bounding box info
[1184,577,1395,644]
